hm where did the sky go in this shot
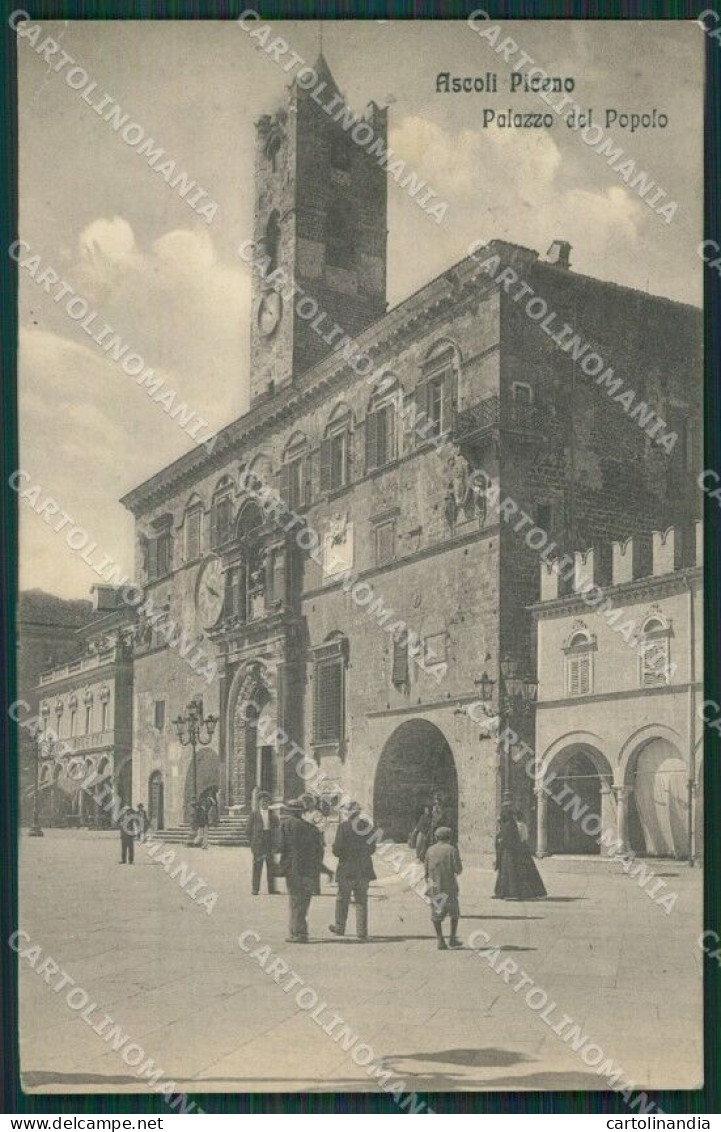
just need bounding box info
[16,19,704,598]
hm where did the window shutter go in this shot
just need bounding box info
[387,403,397,462]
[365,410,378,472]
[392,637,409,689]
[314,657,344,743]
[569,657,580,697]
[320,438,332,494]
[345,428,352,484]
[578,654,590,695]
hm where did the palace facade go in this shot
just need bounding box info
[119,54,702,855]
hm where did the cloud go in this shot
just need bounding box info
[18,218,251,597]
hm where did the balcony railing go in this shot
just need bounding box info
[39,647,121,686]
[50,730,118,754]
[455,395,542,441]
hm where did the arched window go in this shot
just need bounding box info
[224,502,267,624]
[184,498,204,562]
[366,381,400,472]
[564,628,595,697]
[321,406,353,494]
[210,478,234,550]
[640,615,671,687]
[416,342,459,444]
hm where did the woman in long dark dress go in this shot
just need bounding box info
[494,804,546,900]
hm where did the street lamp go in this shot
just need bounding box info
[475,658,538,802]
[29,732,50,837]
[173,696,218,845]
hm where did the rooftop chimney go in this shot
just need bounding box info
[546,240,572,269]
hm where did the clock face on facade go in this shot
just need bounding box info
[258,290,282,337]
[196,556,224,629]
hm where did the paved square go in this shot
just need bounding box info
[18,831,703,1094]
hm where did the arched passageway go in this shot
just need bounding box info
[373,720,458,843]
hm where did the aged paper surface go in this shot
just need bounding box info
[14,18,703,1099]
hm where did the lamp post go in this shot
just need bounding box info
[475,657,538,805]
[29,732,49,837]
[173,697,218,846]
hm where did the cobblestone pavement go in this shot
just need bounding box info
[17,831,703,1095]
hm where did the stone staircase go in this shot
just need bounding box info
[151,813,249,847]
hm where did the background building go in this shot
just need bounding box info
[17,590,94,823]
[119,54,702,855]
[532,522,702,860]
[34,587,135,826]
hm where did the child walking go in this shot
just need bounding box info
[424,826,463,949]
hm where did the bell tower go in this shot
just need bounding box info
[249,53,388,403]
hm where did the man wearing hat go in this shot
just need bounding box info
[424,826,463,950]
[278,798,324,942]
[328,802,376,942]
[248,790,278,895]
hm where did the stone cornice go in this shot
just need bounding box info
[120,254,498,516]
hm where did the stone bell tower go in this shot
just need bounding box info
[249,53,388,403]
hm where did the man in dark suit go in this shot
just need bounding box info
[248,791,278,895]
[328,802,376,941]
[278,799,323,942]
[119,806,141,864]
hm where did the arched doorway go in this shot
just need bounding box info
[373,720,458,843]
[148,770,164,830]
[226,662,275,812]
[546,746,613,855]
[626,737,688,857]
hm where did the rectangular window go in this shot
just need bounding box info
[375,519,396,566]
[101,701,109,732]
[85,705,92,734]
[69,710,76,737]
[185,508,202,561]
[154,700,165,730]
[314,659,344,744]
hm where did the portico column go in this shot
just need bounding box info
[614,785,633,853]
[536,783,549,857]
[599,781,615,856]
